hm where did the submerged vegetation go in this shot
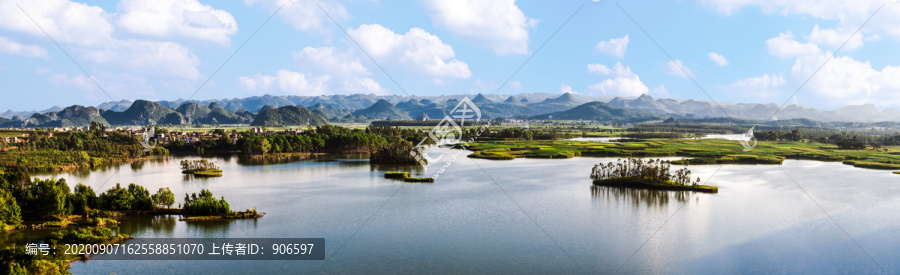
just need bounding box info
[384,171,410,179]
[590,158,717,193]
[383,171,434,183]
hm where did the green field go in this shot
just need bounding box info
[0,131,27,138]
[466,138,900,173]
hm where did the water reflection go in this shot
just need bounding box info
[130,160,145,171]
[117,216,177,237]
[591,185,691,209]
[184,220,233,236]
[369,163,425,175]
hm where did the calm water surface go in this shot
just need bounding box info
[29,146,900,274]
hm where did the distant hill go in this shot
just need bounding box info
[352,99,411,120]
[250,106,328,126]
[98,100,134,112]
[176,103,212,124]
[201,103,253,124]
[4,105,108,128]
[540,92,580,104]
[471,93,493,104]
[9,92,900,128]
[394,99,446,120]
[531,101,663,122]
[309,103,357,122]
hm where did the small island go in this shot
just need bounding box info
[178,189,264,221]
[181,159,223,177]
[591,158,718,193]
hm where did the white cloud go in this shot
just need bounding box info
[559,85,578,94]
[666,59,693,78]
[292,46,387,94]
[587,62,633,77]
[0,0,114,47]
[700,0,881,21]
[424,0,536,55]
[509,81,522,89]
[36,68,156,100]
[766,31,822,59]
[293,46,368,75]
[738,43,900,106]
[588,76,649,97]
[80,39,201,79]
[342,77,386,94]
[708,52,728,66]
[348,24,471,79]
[240,70,330,96]
[721,74,786,98]
[594,35,629,58]
[245,0,348,33]
[0,0,204,81]
[0,36,48,58]
[116,0,238,45]
[239,74,275,92]
[36,67,94,92]
[807,25,864,51]
[649,85,671,98]
[587,62,648,97]
[700,1,900,48]
[787,54,900,105]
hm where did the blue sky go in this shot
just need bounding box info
[2,0,900,111]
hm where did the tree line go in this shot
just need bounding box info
[591,158,700,186]
[0,165,188,227]
[180,159,220,171]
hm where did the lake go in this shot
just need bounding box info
[32,146,899,274]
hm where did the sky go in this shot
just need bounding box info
[2,0,900,112]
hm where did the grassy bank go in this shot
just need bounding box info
[466,138,900,172]
[179,210,264,221]
[182,169,223,177]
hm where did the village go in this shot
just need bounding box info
[0,126,313,145]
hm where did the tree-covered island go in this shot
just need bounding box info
[591,158,717,193]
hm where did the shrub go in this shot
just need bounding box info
[183,189,230,216]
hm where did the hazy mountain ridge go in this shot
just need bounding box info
[352,99,412,120]
[530,101,665,122]
[4,93,900,128]
[250,105,328,127]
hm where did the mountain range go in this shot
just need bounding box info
[4,93,900,128]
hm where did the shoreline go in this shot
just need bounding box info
[593,178,718,193]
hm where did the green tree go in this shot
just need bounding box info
[99,183,134,211]
[69,183,96,215]
[183,189,230,215]
[128,184,153,210]
[31,178,69,219]
[0,188,22,227]
[259,138,271,155]
[151,187,175,209]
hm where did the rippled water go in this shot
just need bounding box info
[27,147,900,274]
